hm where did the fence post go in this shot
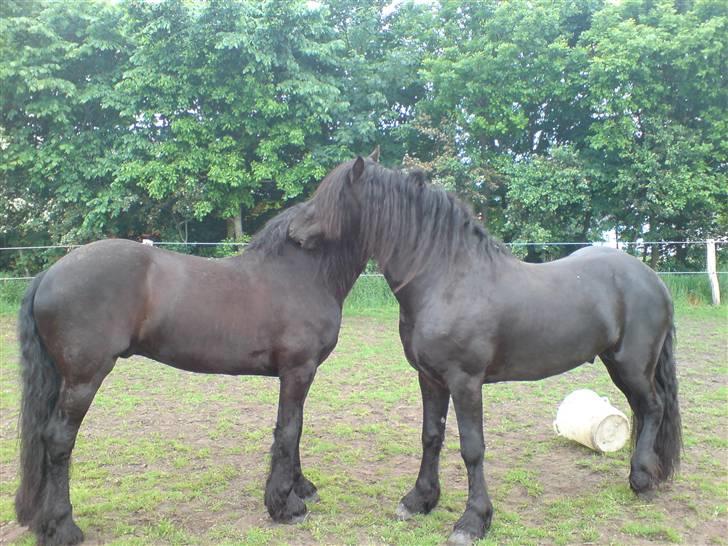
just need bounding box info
[706,239,720,306]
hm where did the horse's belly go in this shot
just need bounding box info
[137,342,277,376]
[484,352,598,382]
[485,330,608,383]
[134,319,278,376]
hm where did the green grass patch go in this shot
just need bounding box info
[0,294,725,545]
[621,521,682,543]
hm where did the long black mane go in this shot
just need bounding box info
[311,159,511,284]
[246,204,304,254]
[247,202,365,300]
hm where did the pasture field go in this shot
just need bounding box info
[0,302,726,545]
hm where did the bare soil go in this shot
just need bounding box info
[0,310,726,545]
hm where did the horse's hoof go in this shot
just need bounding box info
[634,486,658,501]
[447,530,478,546]
[294,477,318,501]
[300,491,320,503]
[39,515,84,546]
[629,470,656,494]
[287,511,309,525]
[395,502,414,521]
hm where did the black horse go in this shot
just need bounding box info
[288,155,682,545]
[15,203,370,545]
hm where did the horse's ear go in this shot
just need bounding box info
[368,145,380,162]
[350,156,365,183]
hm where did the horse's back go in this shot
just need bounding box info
[35,239,153,313]
[525,246,673,340]
[488,246,673,380]
[565,246,673,311]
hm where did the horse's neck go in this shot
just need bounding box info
[324,251,369,305]
[381,239,516,315]
[380,246,465,300]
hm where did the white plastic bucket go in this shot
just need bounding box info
[553,389,631,453]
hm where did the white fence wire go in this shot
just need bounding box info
[1,240,725,282]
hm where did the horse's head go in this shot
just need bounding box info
[288,147,379,250]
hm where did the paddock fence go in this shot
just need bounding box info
[1,239,725,305]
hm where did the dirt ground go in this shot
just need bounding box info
[0,308,726,545]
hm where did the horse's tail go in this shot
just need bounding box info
[15,271,60,525]
[653,323,682,481]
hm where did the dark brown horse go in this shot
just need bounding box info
[15,204,369,545]
[288,155,682,545]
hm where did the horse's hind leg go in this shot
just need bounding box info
[397,371,450,519]
[602,342,664,493]
[35,364,113,545]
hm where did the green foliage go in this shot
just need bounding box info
[0,278,29,315]
[407,0,726,255]
[0,0,137,247]
[582,0,727,243]
[505,146,596,248]
[343,275,398,312]
[115,0,348,226]
[0,0,725,273]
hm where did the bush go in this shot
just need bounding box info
[0,277,30,315]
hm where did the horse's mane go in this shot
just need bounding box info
[312,159,511,283]
[245,202,365,300]
[246,203,303,255]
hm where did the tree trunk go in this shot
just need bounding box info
[226,213,243,240]
[18,249,30,277]
[649,243,660,269]
[524,245,543,263]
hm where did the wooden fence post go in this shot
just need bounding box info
[706,239,720,306]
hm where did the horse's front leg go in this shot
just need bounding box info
[265,362,316,523]
[447,372,493,546]
[397,371,450,519]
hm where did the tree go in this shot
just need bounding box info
[409,0,600,243]
[0,0,135,251]
[115,0,349,239]
[1,0,725,273]
[582,0,727,261]
[504,146,596,260]
[323,0,438,164]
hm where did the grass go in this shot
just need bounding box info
[0,279,726,545]
[663,272,728,307]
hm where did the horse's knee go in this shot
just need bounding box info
[422,427,444,452]
[459,439,484,467]
[42,420,78,464]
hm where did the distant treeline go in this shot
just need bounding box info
[1,0,725,273]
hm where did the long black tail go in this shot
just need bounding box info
[654,324,682,481]
[15,271,61,525]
